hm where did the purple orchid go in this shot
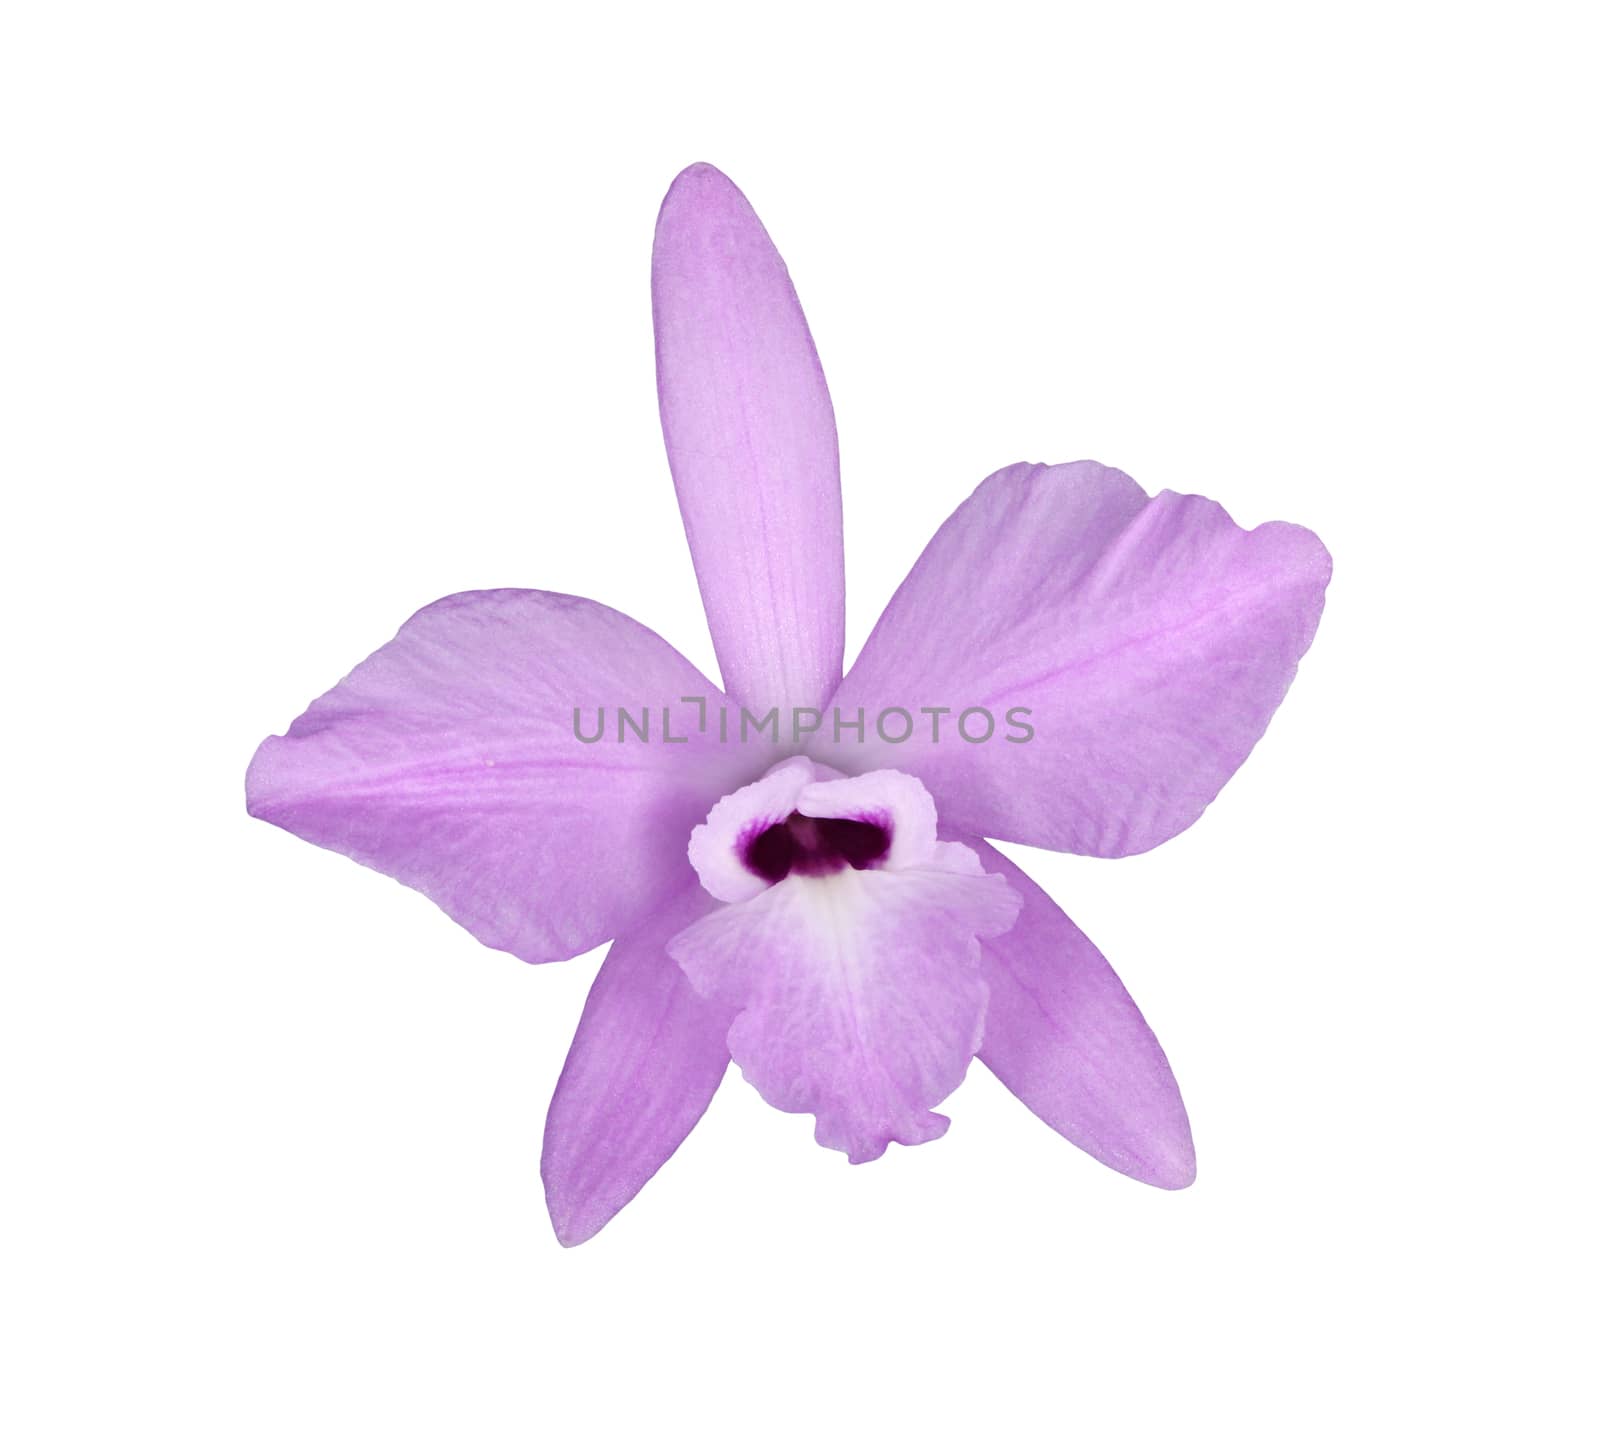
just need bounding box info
[246,163,1330,1245]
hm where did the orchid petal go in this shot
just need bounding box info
[247,589,748,965]
[820,461,1331,856]
[541,884,732,1246]
[967,838,1195,1188]
[652,163,845,715]
[669,846,1020,1162]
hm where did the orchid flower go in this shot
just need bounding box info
[246,163,1330,1246]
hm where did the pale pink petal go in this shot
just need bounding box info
[968,838,1195,1188]
[669,848,1020,1162]
[818,461,1331,856]
[541,884,733,1246]
[247,589,751,965]
[652,163,844,715]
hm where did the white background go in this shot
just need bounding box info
[4,4,1594,1437]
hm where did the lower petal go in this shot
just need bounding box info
[668,848,1019,1163]
[541,884,732,1246]
[967,838,1195,1189]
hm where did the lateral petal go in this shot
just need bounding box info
[820,462,1331,856]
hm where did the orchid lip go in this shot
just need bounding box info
[740,810,892,882]
[670,765,1023,1165]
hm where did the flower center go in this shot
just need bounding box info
[687,757,935,905]
[742,811,891,883]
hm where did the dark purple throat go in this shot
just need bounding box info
[742,812,891,883]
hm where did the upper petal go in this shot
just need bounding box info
[247,589,751,964]
[541,882,732,1246]
[652,163,845,716]
[818,462,1331,856]
[967,838,1195,1189]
